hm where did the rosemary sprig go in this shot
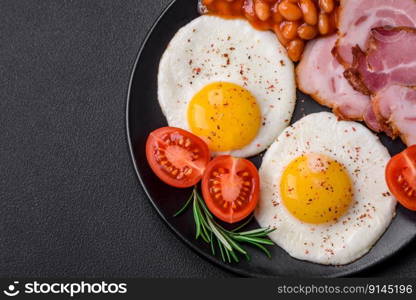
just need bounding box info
[174,186,275,263]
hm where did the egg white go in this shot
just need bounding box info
[255,112,396,265]
[158,15,296,157]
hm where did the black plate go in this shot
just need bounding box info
[126,0,416,277]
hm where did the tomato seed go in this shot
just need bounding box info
[184,168,193,176]
[184,138,191,148]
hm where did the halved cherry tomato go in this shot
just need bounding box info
[146,127,210,188]
[386,145,416,211]
[202,155,260,223]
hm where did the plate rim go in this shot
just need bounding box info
[125,0,416,278]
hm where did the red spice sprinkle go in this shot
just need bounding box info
[325,249,335,255]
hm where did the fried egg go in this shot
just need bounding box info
[158,16,296,157]
[255,112,396,265]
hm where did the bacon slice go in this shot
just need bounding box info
[373,85,416,145]
[335,0,416,67]
[296,35,372,122]
[345,27,416,145]
[346,27,416,94]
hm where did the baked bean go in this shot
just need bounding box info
[273,24,289,47]
[318,12,331,35]
[299,0,318,26]
[278,1,303,21]
[254,0,271,21]
[201,0,341,62]
[297,23,318,40]
[272,10,283,23]
[282,21,300,40]
[271,2,283,23]
[319,0,335,13]
[287,39,305,62]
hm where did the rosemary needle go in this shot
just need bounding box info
[174,186,275,263]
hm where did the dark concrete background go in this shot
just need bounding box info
[1,0,415,278]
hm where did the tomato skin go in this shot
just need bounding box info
[386,145,416,211]
[202,155,260,223]
[146,127,210,188]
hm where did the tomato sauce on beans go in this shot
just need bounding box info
[199,0,339,62]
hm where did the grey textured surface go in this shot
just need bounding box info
[0,0,415,278]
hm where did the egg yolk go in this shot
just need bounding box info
[280,154,353,224]
[187,82,261,152]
